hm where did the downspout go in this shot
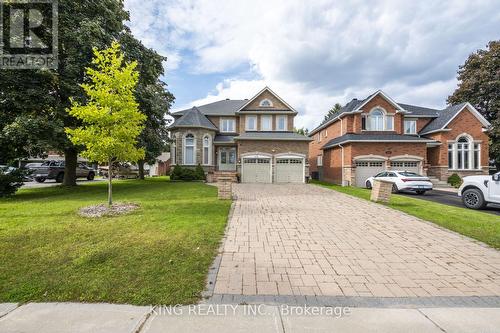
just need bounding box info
[339,144,346,186]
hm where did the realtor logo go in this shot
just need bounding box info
[0,0,58,69]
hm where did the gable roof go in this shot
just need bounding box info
[419,102,490,135]
[174,100,247,117]
[351,90,407,114]
[322,134,437,149]
[236,86,297,113]
[169,107,218,131]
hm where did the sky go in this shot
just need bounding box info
[123,0,500,130]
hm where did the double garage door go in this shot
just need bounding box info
[241,157,304,183]
[355,160,421,187]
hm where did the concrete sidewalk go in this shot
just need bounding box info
[1,303,499,333]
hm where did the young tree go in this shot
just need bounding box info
[448,40,500,168]
[322,103,342,124]
[66,43,146,205]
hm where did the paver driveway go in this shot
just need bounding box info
[213,184,500,297]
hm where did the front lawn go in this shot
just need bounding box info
[0,178,231,305]
[312,180,500,249]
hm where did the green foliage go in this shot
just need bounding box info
[447,173,462,188]
[170,165,205,181]
[448,40,500,168]
[66,42,146,164]
[294,127,309,136]
[0,168,26,197]
[322,103,342,124]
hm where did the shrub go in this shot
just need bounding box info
[194,164,205,181]
[180,168,196,181]
[170,165,183,181]
[0,167,26,197]
[447,173,462,188]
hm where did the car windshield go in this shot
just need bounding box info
[398,172,423,177]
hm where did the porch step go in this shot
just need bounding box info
[211,171,238,183]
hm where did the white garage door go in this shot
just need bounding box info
[275,158,304,183]
[355,161,385,187]
[241,158,272,183]
[390,161,421,174]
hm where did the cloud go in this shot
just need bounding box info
[124,0,500,129]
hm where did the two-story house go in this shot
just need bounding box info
[169,87,312,183]
[309,90,491,187]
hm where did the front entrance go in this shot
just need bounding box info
[218,147,237,171]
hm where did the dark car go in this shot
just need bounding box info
[29,161,96,183]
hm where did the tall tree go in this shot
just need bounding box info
[120,31,175,179]
[66,43,145,205]
[294,127,309,136]
[322,103,342,124]
[448,40,500,167]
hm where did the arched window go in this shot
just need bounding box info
[362,107,393,131]
[448,134,480,170]
[183,134,196,165]
[171,135,176,165]
[259,99,273,107]
[203,135,211,165]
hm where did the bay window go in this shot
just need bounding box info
[171,135,176,164]
[183,134,196,165]
[203,135,211,165]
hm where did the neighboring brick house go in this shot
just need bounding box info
[309,90,491,187]
[169,87,312,183]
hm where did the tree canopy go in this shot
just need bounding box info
[322,103,342,124]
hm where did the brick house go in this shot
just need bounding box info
[308,90,491,187]
[169,87,311,183]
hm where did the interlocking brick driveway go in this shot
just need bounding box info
[213,184,500,297]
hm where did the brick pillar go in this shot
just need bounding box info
[217,176,233,200]
[370,179,392,203]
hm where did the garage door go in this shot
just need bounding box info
[275,158,304,183]
[390,161,421,174]
[355,161,385,187]
[241,158,271,183]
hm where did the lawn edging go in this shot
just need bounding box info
[311,180,500,249]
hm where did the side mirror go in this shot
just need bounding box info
[493,173,500,182]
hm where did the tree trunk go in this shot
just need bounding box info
[138,160,145,180]
[108,158,113,206]
[63,148,78,186]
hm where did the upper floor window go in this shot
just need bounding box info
[404,119,417,134]
[277,115,287,131]
[362,107,394,131]
[183,134,196,165]
[220,118,235,132]
[259,99,273,107]
[261,115,272,131]
[246,115,257,131]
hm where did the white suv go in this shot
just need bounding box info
[458,172,500,209]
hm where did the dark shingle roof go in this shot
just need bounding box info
[397,103,440,117]
[174,100,247,116]
[322,134,437,150]
[214,135,237,144]
[235,132,312,141]
[419,103,468,135]
[309,98,366,135]
[169,107,217,131]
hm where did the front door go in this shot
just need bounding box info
[218,147,236,171]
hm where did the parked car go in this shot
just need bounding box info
[366,171,433,195]
[458,172,500,209]
[0,165,33,181]
[28,161,96,183]
[99,163,139,179]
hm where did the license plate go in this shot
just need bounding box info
[418,185,424,189]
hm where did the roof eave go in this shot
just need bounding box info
[322,139,436,150]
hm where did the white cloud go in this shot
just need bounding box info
[124,0,500,129]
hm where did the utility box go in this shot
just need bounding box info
[370,179,393,203]
[217,176,233,200]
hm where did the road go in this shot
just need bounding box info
[398,189,500,216]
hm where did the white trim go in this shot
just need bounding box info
[353,154,388,161]
[240,152,273,159]
[259,98,273,107]
[389,155,424,161]
[276,115,288,131]
[237,86,297,113]
[202,134,212,166]
[245,115,257,131]
[260,115,273,131]
[183,133,196,165]
[275,153,307,159]
[219,117,236,133]
[354,90,407,113]
[403,119,417,134]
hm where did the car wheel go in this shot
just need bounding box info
[87,172,95,181]
[416,190,425,195]
[391,184,399,193]
[35,177,46,183]
[462,188,487,210]
[365,180,372,189]
[56,172,64,183]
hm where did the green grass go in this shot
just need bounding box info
[311,180,500,249]
[0,178,231,305]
